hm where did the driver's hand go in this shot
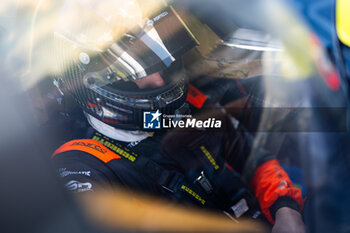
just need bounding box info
[272,207,305,233]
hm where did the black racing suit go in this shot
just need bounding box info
[51,78,303,224]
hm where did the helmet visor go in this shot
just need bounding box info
[59,6,198,89]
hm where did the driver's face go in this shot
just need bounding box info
[133,72,165,89]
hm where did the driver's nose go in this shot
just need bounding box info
[133,72,165,89]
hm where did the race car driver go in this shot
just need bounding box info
[51,0,305,232]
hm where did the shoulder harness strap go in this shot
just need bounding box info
[51,139,121,163]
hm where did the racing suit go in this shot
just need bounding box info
[51,80,304,224]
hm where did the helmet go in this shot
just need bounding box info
[54,0,198,130]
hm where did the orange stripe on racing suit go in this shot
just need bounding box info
[52,139,121,163]
[251,159,304,224]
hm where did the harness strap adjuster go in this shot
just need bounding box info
[195,171,213,194]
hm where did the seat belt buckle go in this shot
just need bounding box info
[230,198,249,218]
[195,171,213,194]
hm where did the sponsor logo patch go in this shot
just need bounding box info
[70,141,107,154]
[59,168,91,178]
[65,180,92,193]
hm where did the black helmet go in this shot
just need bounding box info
[54,0,198,130]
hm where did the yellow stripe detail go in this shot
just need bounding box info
[200,146,219,170]
[92,136,137,162]
[170,6,200,46]
[116,71,126,79]
[181,185,206,205]
[336,0,350,47]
